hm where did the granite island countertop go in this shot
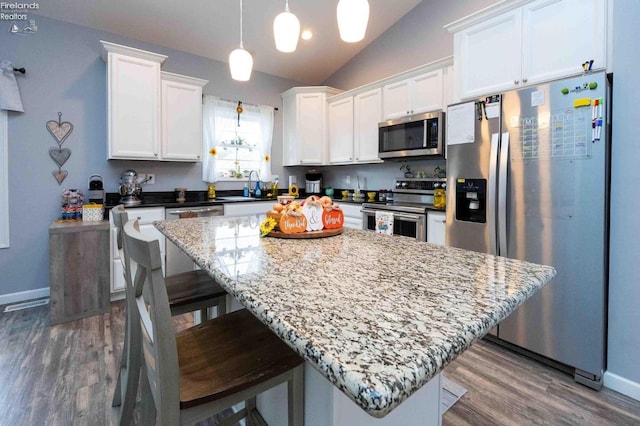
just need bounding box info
[154,215,556,418]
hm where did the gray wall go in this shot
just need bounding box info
[607,0,640,390]
[0,15,302,297]
[324,0,640,395]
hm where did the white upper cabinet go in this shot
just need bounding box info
[328,87,383,165]
[521,0,606,85]
[383,69,443,119]
[282,87,341,166]
[353,88,383,163]
[160,72,208,162]
[447,0,607,100]
[452,10,522,100]
[102,41,166,160]
[328,97,354,164]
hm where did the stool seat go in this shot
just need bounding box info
[167,269,227,316]
[177,309,303,409]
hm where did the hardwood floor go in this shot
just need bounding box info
[443,339,640,425]
[0,301,639,425]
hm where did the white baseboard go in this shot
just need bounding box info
[604,371,640,401]
[0,287,50,306]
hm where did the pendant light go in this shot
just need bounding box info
[337,0,370,43]
[229,0,253,81]
[273,0,301,53]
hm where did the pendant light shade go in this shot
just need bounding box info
[337,0,370,43]
[229,0,253,81]
[229,46,253,81]
[273,1,300,53]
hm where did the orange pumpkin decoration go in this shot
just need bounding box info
[279,213,308,234]
[322,208,344,229]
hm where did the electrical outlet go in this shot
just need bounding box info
[345,175,351,185]
[145,173,155,184]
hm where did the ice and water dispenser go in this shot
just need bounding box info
[455,179,486,223]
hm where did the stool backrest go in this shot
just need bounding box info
[123,219,180,424]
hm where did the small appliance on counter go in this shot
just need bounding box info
[87,174,105,204]
[305,169,322,195]
[118,169,150,206]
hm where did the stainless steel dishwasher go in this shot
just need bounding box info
[165,205,224,275]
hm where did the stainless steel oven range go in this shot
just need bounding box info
[362,178,445,241]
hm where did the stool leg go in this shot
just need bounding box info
[246,397,257,426]
[217,295,227,316]
[288,364,304,426]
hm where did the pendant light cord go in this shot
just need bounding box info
[239,0,244,49]
[285,0,289,13]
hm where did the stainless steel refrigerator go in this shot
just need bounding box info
[445,72,610,389]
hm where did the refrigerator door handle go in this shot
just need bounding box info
[498,132,510,256]
[488,133,500,256]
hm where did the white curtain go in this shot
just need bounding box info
[244,102,274,182]
[202,96,274,183]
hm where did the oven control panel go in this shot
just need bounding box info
[394,178,446,193]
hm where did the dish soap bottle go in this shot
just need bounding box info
[243,184,249,197]
[255,181,262,197]
[434,183,446,209]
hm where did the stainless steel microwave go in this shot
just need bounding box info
[378,110,445,159]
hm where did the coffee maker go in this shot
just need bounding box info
[87,175,105,204]
[118,169,144,206]
[305,169,323,195]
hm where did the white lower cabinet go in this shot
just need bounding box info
[340,203,363,230]
[223,201,274,217]
[110,207,165,294]
[427,211,446,245]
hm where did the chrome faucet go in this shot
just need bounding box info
[248,170,260,196]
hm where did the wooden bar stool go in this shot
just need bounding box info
[111,205,228,425]
[124,219,305,425]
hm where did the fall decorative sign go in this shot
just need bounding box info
[302,202,324,231]
[322,207,344,229]
[279,212,308,234]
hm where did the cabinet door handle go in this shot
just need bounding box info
[514,80,519,85]
[522,78,528,83]
[154,153,158,157]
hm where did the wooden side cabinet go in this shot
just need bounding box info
[49,220,110,325]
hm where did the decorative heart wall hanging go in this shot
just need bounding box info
[46,112,74,145]
[48,147,71,167]
[46,112,74,185]
[52,170,68,185]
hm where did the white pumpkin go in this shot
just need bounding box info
[301,203,324,231]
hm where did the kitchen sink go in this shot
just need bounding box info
[216,196,258,201]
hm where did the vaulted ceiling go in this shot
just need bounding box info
[34,0,423,84]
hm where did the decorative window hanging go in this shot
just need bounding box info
[202,96,274,183]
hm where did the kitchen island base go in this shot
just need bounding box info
[256,363,442,426]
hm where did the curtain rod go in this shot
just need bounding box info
[203,95,279,111]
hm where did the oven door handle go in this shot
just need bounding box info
[167,206,223,215]
[361,209,422,222]
[391,213,423,222]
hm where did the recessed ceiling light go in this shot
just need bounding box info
[301,30,313,40]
